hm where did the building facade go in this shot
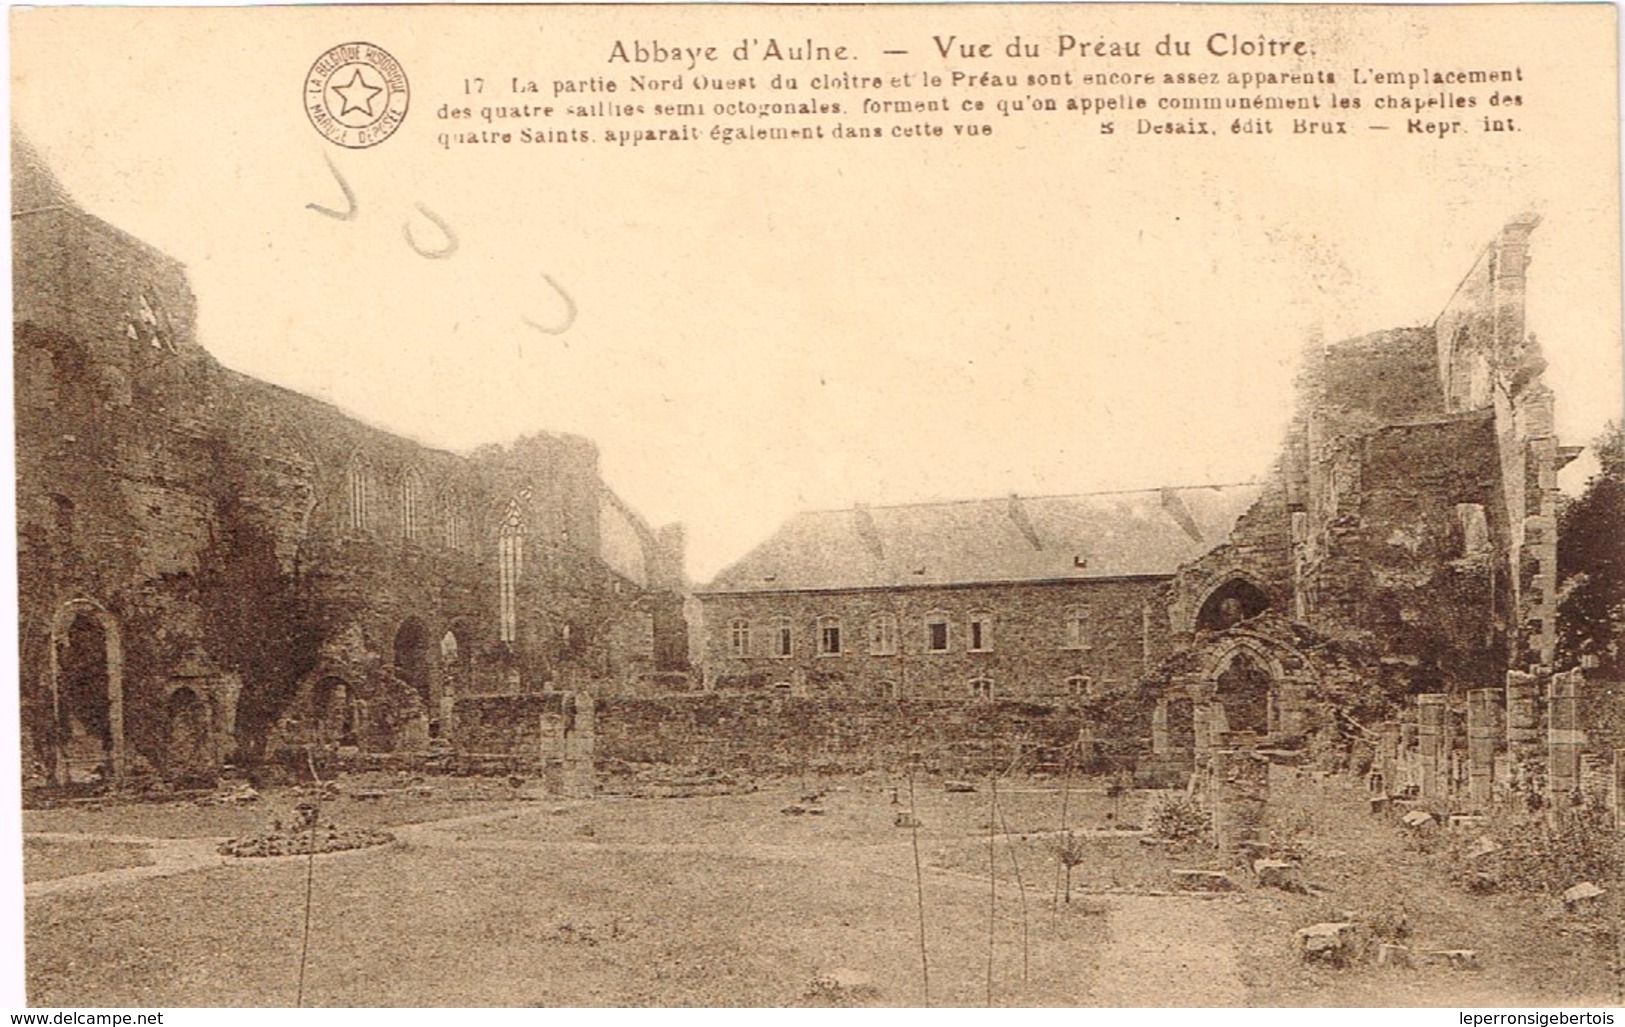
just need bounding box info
[14,143,688,788]
[697,487,1262,700]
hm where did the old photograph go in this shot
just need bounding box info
[8,2,1624,1008]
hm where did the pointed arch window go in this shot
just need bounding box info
[441,492,461,550]
[498,498,525,643]
[401,467,426,542]
[347,456,374,533]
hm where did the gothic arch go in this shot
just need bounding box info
[1193,573,1272,633]
[45,598,125,786]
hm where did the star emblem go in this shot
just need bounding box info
[331,68,383,118]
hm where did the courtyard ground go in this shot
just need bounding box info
[21,768,1621,1006]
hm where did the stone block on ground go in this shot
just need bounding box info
[1375,942,1412,969]
[1466,836,1501,860]
[1171,869,1235,892]
[1563,881,1606,912]
[1253,859,1306,893]
[1400,810,1436,829]
[1418,949,1480,970]
[1297,921,1362,965]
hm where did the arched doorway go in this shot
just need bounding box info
[48,601,123,786]
[164,687,215,786]
[1196,578,1271,632]
[1215,650,1272,737]
[394,617,433,734]
[312,675,357,746]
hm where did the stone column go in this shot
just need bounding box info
[1417,694,1447,799]
[1152,698,1170,754]
[1210,749,1270,856]
[1376,722,1400,796]
[1547,670,1584,811]
[1613,749,1625,831]
[1505,671,1541,758]
[1399,706,1419,795]
[1466,689,1502,807]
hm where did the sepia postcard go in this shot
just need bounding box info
[7,2,1625,1010]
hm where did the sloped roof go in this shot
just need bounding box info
[702,484,1263,594]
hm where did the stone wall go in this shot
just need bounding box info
[594,694,1124,777]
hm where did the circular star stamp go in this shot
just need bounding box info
[305,42,410,148]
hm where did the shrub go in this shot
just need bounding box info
[1451,802,1625,895]
[1148,794,1211,844]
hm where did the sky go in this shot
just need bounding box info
[9,4,1623,583]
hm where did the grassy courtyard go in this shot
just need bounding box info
[21,770,1622,1006]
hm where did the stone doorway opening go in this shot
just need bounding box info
[49,601,124,787]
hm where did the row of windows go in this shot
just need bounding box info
[757,675,1096,699]
[726,610,1094,658]
[346,459,472,549]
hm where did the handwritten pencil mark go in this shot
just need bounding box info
[306,152,358,221]
[521,275,578,336]
[402,202,459,259]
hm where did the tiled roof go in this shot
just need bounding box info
[702,484,1264,593]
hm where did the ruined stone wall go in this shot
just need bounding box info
[595,694,1112,776]
[1167,478,1295,637]
[697,577,1171,701]
[15,150,687,784]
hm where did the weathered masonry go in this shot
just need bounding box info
[698,216,1592,798]
[1141,215,1585,789]
[14,141,688,788]
[696,486,1262,701]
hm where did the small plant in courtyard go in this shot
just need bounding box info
[1147,794,1211,846]
[1051,829,1089,903]
[1265,806,1317,862]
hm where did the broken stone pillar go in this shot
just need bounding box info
[1613,750,1625,831]
[1377,722,1400,795]
[1466,689,1502,807]
[1581,752,1608,806]
[1152,698,1170,754]
[1547,670,1584,811]
[1505,671,1541,758]
[1399,708,1419,795]
[1417,694,1447,799]
[1210,749,1270,856]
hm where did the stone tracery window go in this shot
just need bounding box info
[401,467,426,542]
[347,456,373,533]
[498,498,525,643]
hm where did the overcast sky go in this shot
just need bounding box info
[11,6,1622,582]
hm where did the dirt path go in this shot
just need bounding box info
[1084,894,1248,1006]
[25,837,229,899]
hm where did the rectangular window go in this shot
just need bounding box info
[970,677,994,700]
[926,617,949,652]
[1065,609,1089,650]
[775,621,793,658]
[729,620,750,658]
[819,619,842,655]
[968,615,992,652]
[869,614,898,655]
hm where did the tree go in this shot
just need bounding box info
[1557,422,1625,678]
